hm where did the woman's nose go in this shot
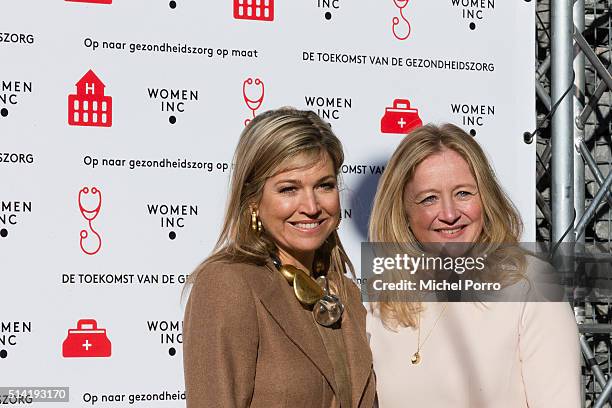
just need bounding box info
[300,190,321,215]
[438,198,460,224]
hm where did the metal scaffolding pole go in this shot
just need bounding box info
[578,140,612,209]
[574,0,585,248]
[574,164,612,240]
[580,335,612,405]
[573,9,586,399]
[536,80,553,110]
[594,372,612,408]
[551,0,575,243]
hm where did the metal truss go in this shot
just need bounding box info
[536,0,612,406]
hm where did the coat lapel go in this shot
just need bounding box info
[251,262,339,397]
[342,288,374,408]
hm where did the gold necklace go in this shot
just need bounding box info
[411,303,448,365]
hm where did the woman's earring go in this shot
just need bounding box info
[251,210,262,233]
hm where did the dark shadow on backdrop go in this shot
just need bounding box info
[343,157,388,241]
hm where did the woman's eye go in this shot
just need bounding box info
[279,186,296,194]
[419,195,436,205]
[319,182,337,190]
[457,191,474,198]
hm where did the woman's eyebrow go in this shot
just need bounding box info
[275,175,335,185]
[317,175,336,182]
[453,183,478,190]
[413,188,439,197]
[275,178,302,185]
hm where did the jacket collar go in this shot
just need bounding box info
[250,260,372,406]
[253,260,339,395]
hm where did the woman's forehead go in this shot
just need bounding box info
[407,150,477,189]
[270,151,334,178]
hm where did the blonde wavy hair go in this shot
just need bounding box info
[187,108,354,299]
[369,123,525,328]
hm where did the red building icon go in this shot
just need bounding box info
[234,0,274,21]
[68,70,112,127]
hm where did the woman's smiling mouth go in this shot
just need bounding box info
[290,219,326,231]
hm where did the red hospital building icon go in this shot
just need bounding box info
[68,70,113,127]
[234,0,274,21]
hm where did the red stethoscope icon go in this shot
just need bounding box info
[392,0,411,40]
[243,77,265,126]
[78,187,102,255]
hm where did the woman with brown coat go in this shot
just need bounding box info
[183,108,376,408]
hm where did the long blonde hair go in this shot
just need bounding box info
[188,108,354,298]
[369,123,524,328]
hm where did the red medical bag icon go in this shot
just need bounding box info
[234,0,274,21]
[62,319,112,358]
[65,0,112,4]
[380,99,423,134]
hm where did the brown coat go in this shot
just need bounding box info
[183,260,376,408]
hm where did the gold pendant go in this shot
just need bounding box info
[410,351,421,365]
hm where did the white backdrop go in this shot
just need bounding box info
[1,0,534,405]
